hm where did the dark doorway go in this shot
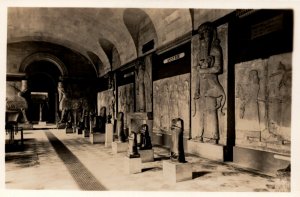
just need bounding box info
[26,61,61,123]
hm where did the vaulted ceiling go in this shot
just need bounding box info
[7,8,193,78]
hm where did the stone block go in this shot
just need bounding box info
[65,128,73,134]
[163,160,192,182]
[112,141,128,154]
[125,157,142,174]
[105,124,114,148]
[82,129,90,137]
[139,149,154,163]
[233,146,290,176]
[90,133,105,144]
[187,140,225,161]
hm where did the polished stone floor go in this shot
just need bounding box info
[5,128,290,192]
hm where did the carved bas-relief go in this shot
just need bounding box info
[97,89,115,124]
[193,22,226,144]
[153,74,190,137]
[118,83,134,132]
[135,55,152,113]
[235,53,291,154]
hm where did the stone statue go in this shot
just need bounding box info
[93,106,106,133]
[116,112,126,142]
[18,80,30,123]
[135,59,146,112]
[57,81,72,123]
[170,118,185,163]
[127,131,140,158]
[193,22,226,144]
[139,124,152,150]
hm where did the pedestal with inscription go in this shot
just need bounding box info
[105,124,114,147]
[112,141,128,154]
[125,157,142,174]
[139,149,154,163]
[163,160,192,183]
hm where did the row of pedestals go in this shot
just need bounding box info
[66,122,192,183]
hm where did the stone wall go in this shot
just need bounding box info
[235,53,291,154]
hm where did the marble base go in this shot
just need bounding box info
[105,124,114,148]
[139,149,154,163]
[163,160,192,182]
[76,127,83,135]
[187,140,225,161]
[82,129,90,137]
[125,157,142,174]
[65,128,73,134]
[90,133,105,144]
[112,141,128,154]
[38,121,47,126]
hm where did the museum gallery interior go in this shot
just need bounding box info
[5,8,293,191]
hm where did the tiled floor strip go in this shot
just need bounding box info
[45,131,107,191]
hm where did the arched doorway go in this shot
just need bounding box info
[25,60,62,123]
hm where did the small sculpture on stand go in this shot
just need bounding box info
[116,112,126,142]
[127,131,140,158]
[139,124,152,150]
[170,118,186,163]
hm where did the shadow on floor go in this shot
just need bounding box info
[192,171,211,179]
[142,167,162,172]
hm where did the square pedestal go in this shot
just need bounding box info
[139,149,154,163]
[82,129,90,137]
[163,160,192,182]
[112,141,128,154]
[105,124,114,148]
[90,133,105,144]
[125,157,142,174]
[65,128,73,134]
[187,140,225,162]
[76,128,83,135]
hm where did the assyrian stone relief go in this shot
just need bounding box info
[97,89,114,119]
[191,22,228,145]
[118,83,134,129]
[235,53,291,154]
[153,73,190,137]
[135,55,152,112]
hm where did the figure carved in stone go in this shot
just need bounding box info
[57,82,72,123]
[237,70,260,122]
[127,131,140,158]
[170,118,185,163]
[93,106,106,133]
[116,112,126,142]
[18,80,30,123]
[193,22,226,143]
[136,59,146,112]
[139,124,152,150]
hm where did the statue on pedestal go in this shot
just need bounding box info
[127,131,140,158]
[116,112,126,142]
[170,118,185,163]
[93,107,106,133]
[58,81,72,123]
[18,80,30,124]
[139,124,152,150]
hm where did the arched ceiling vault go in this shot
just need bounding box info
[7,8,193,77]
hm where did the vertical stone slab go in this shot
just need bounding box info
[105,123,114,147]
[112,141,128,154]
[118,83,134,131]
[191,23,228,145]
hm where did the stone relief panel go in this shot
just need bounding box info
[191,23,228,145]
[235,53,291,154]
[135,55,152,112]
[118,83,134,128]
[235,59,268,144]
[153,73,190,138]
[97,89,114,117]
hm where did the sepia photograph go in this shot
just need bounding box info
[1,0,299,196]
